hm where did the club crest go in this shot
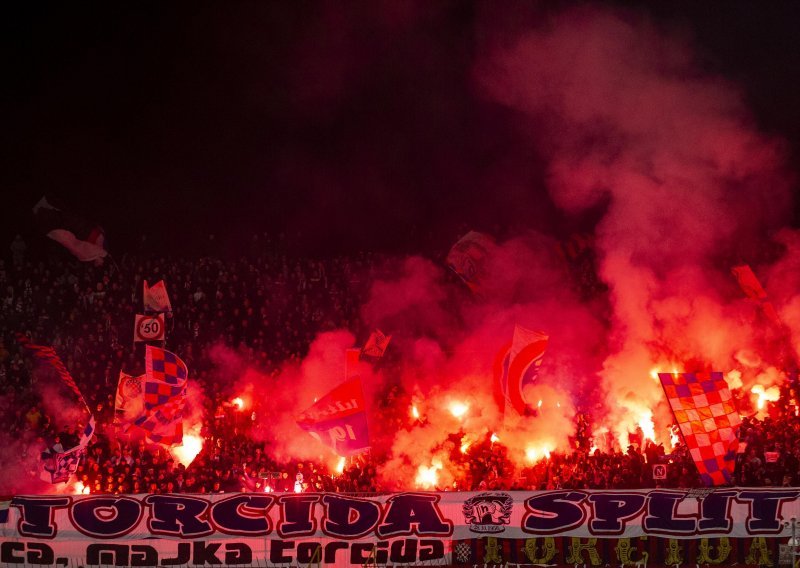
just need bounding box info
[463,492,513,533]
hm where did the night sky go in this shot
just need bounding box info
[3,1,800,257]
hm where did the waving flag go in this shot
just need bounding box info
[143,280,172,313]
[16,333,90,412]
[114,371,144,429]
[658,372,741,486]
[33,196,107,262]
[361,329,392,358]
[297,377,370,456]
[493,325,549,415]
[40,417,96,484]
[132,346,187,445]
[16,334,96,484]
[446,231,495,294]
[731,265,782,328]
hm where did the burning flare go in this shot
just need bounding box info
[751,384,780,411]
[448,401,469,419]
[172,433,203,467]
[415,460,442,489]
[232,397,245,411]
[525,445,552,463]
[638,410,656,442]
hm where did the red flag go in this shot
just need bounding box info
[731,265,768,300]
[297,377,370,456]
[493,325,548,415]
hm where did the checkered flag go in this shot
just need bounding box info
[132,346,188,446]
[455,541,472,564]
[658,372,741,486]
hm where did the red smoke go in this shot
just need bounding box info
[10,5,800,493]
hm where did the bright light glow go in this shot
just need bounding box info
[173,434,203,467]
[336,457,346,474]
[232,397,244,411]
[411,405,420,420]
[751,384,780,410]
[264,485,273,493]
[669,426,680,450]
[73,481,89,495]
[415,460,442,489]
[537,399,543,408]
[650,366,681,381]
[525,446,552,463]
[448,401,469,418]
[638,410,656,442]
[490,432,500,444]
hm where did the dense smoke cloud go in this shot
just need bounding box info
[476,6,793,444]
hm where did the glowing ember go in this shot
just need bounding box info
[415,460,442,489]
[448,401,469,418]
[490,432,500,444]
[537,399,543,408]
[751,384,780,410]
[411,405,420,420]
[172,434,203,467]
[232,397,245,411]
[335,456,346,474]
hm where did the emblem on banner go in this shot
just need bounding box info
[463,492,513,533]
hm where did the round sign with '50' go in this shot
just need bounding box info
[135,314,165,342]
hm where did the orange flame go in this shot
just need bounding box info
[232,397,245,411]
[415,460,442,489]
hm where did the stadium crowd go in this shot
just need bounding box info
[1,234,798,495]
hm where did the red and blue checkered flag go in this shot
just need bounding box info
[133,346,187,445]
[658,372,741,486]
[143,345,187,410]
